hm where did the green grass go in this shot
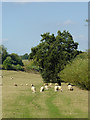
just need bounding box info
[2,70,88,118]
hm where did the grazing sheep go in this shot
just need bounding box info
[45,85,48,90]
[40,86,44,92]
[68,83,73,91]
[49,83,52,85]
[55,83,58,86]
[14,83,17,86]
[54,83,63,92]
[58,86,63,92]
[10,77,13,80]
[26,84,28,86]
[49,83,52,87]
[31,84,36,93]
[0,75,3,78]
[44,83,48,90]
[54,85,58,92]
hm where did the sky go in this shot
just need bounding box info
[1,2,88,55]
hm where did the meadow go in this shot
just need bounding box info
[2,70,88,118]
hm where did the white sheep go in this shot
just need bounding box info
[58,86,63,92]
[54,83,62,92]
[14,83,17,86]
[68,84,73,91]
[0,75,3,78]
[49,83,52,87]
[31,84,36,93]
[44,83,48,90]
[45,85,48,90]
[10,77,13,80]
[54,85,58,92]
[55,83,58,86]
[40,86,44,92]
[26,84,28,86]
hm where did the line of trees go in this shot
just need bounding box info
[20,53,29,60]
[0,45,24,71]
[0,30,82,84]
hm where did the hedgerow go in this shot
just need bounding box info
[59,52,89,90]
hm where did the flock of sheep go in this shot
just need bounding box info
[31,82,73,93]
[13,81,74,93]
[13,80,74,93]
[0,75,74,92]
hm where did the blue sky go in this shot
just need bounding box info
[2,2,88,55]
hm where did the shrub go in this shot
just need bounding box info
[10,53,24,66]
[59,52,89,90]
[23,60,39,72]
[3,56,24,71]
[14,64,24,71]
[3,56,13,70]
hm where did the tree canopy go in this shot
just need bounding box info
[0,45,24,71]
[29,30,80,83]
[10,53,24,66]
[0,45,8,64]
[20,53,29,60]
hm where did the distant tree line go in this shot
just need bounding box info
[20,53,29,60]
[0,45,24,71]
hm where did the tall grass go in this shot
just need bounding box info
[59,52,89,90]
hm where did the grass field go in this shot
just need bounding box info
[2,70,88,118]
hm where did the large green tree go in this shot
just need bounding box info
[29,30,80,83]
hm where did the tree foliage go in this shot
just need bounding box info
[20,53,29,60]
[0,45,24,71]
[3,56,12,70]
[29,30,80,83]
[0,45,8,63]
[60,52,89,90]
[10,53,24,66]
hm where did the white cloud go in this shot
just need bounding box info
[63,20,75,26]
[57,20,75,27]
[73,35,87,41]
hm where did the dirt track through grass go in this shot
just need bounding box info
[2,70,88,118]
